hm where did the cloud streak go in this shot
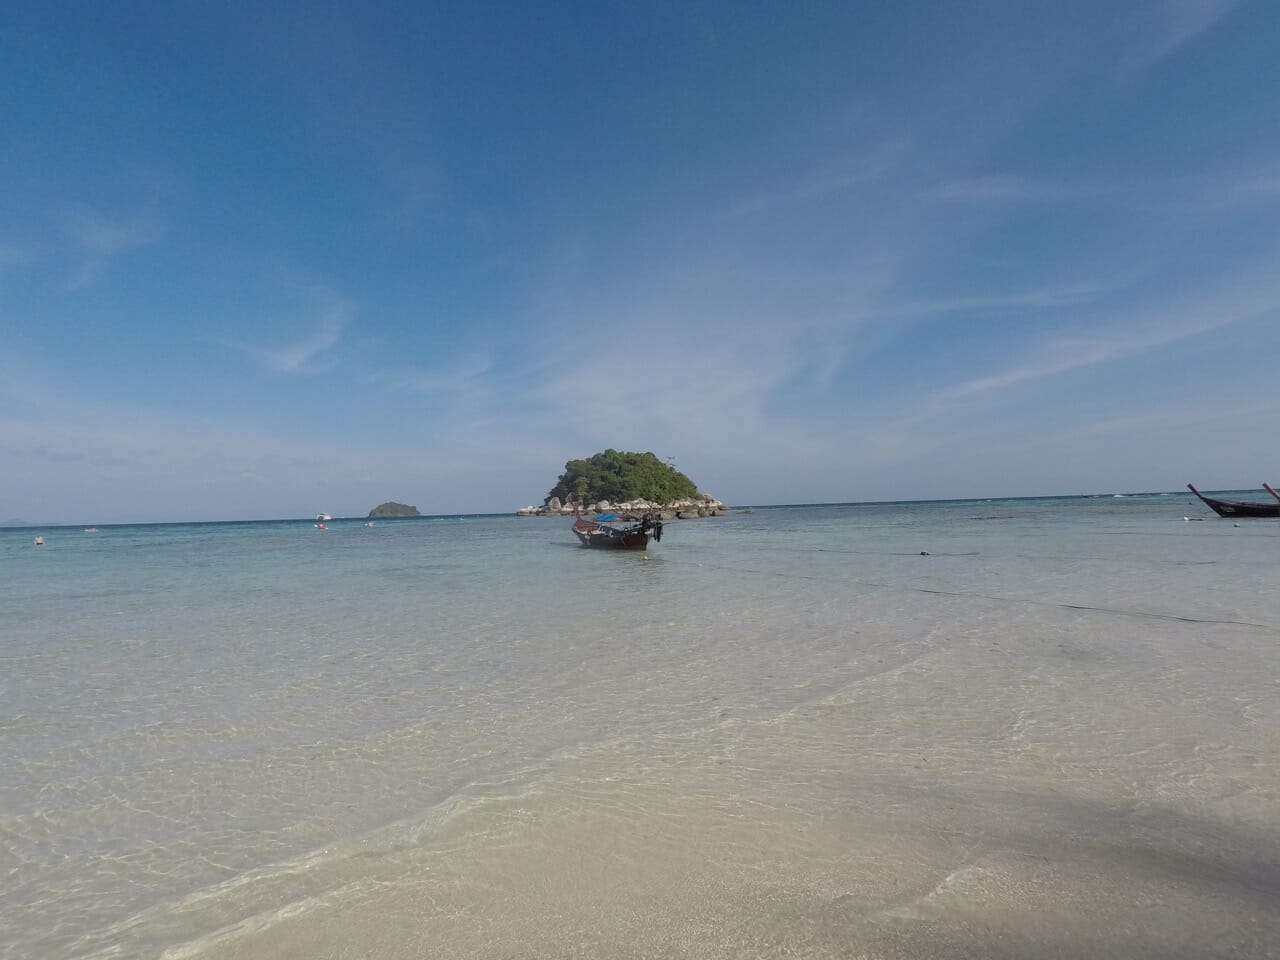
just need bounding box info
[933,175,1073,204]
[1127,0,1236,71]
[383,353,495,395]
[933,265,1280,404]
[59,205,164,288]
[230,288,353,373]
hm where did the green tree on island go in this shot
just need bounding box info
[546,450,700,505]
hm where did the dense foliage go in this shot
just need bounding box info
[546,450,700,505]
[368,501,420,517]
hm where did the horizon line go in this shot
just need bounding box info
[2,486,1252,530]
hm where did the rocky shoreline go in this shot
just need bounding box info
[516,494,728,520]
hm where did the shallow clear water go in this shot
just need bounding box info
[3,496,1278,959]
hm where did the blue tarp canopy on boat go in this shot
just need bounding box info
[593,513,617,522]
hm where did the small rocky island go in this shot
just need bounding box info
[516,450,726,519]
[368,501,421,518]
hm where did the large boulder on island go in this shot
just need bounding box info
[368,501,421,518]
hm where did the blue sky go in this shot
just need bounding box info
[3,1,1279,522]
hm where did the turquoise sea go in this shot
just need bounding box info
[3,494,1278,959]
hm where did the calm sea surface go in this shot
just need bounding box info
[3,495,1278,959]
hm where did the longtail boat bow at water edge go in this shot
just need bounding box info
[1186,483,1280,518]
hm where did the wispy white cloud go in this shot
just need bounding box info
[932,266,1280,404]
[936,338,1123,403]
[1199,170,1280,209]
[699,262,1280,501]
[536,343,790,442]
[512,278,876,502]
[59,205,164,288]
[229,287,353,373]
[0,238,44,268]
[0,408,367,522]
[386,353,494,395]
[1235,174,1280,198]
[364,351,502,423]
[259,310,347,373]
[1036,393,1280,446]
[933,174,1069,204]
[385,156,443,227]
[1126,0,1236,71]
[887,281,1113,319]
[935,165,1280,216]
[729,137,910,217]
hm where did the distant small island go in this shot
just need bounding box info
[368,501,421,518]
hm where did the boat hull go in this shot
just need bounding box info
[570,508,663,549]
[572,524,651,549]
[1187,484,1280,518]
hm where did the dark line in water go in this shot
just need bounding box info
[814,548,983,558]
[665,558,1279,634]
[909,587,1275,631]
[1002,554,1220,567]
[791,545,1222,567]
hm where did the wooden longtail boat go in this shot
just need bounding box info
[1186,484,1280,518]
[571,504,664,549]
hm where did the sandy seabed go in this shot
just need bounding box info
[5,506,1278,960]
[180,596,1279,960]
